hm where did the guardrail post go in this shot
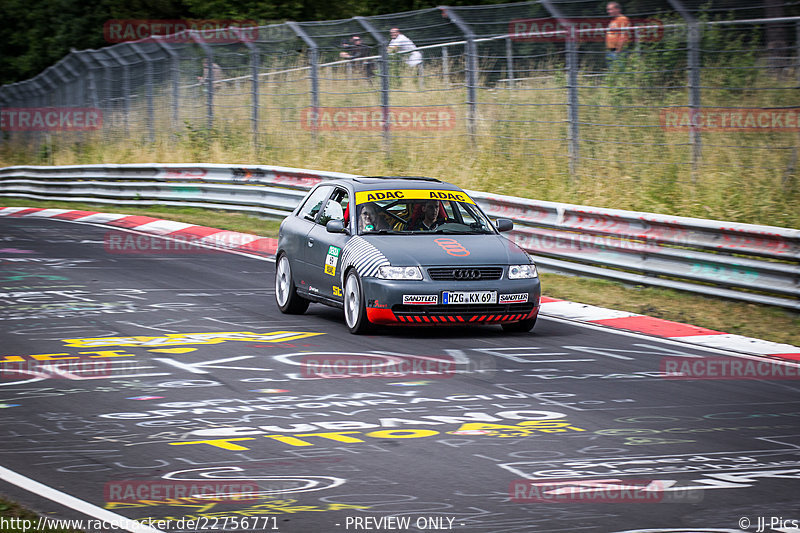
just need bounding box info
[287,22,319,140]
[355,16,391,154]
[440,7,477,142]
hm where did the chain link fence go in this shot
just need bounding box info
[1,0,799,185]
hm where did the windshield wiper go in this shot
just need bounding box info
[431,228,491,235]
[362,229,407,235]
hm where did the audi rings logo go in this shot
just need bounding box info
[453,269,481,280]
[434,238,470,256]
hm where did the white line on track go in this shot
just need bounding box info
[0,465,164,533]
[540,314,800,368]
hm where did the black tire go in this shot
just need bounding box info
[344,270,371,334]
[502,317,537,333]
[275,253,309,314]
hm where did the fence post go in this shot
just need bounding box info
[190,34,216,131]
[131,44,155,143]
[154,39,181,131]
[52,64,72,107]
[105,48,131,136]
[796,20,800,84]
[0,89,6,147]
[442,46,449,85]
[94,50,115,128]
[667,0,701,176]
[541,0,580,181]
[232,27,260,150]
[355,16,391,153]
[566,37,579,178]
[505,36,515,87]
[441,6,477,141]
[64,58,83,107]
[72,52,100,110]
[287,22,319,138]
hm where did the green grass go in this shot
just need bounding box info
[1,61,798,229]
[2,198,797,347]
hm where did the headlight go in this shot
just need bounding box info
[508,264,538,279]
[376,266,423,280]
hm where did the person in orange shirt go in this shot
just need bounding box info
[606,2,631,65]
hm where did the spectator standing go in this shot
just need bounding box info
[340,35,374,78]
[605,2,631,65]
[388,27,422,67]
[198,58,223,85]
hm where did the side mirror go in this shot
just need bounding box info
[495,218,514,232]
[326,219,348,234]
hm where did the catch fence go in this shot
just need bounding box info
[1,1,799,184]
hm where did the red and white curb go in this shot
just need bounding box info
[4,206,799,361]
[0,206,277,256]
[538,296,800,362]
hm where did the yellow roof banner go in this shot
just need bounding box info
[355,189,475,205]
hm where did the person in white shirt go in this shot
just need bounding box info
[388,27,422,67]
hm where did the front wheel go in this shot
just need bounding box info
[275,254,309,314]
[502,317,536,333]
[344,270,371,334]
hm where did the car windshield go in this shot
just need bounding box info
[356,189,495,236]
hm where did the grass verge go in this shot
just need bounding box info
[2,198,797,346]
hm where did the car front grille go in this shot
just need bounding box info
[427,267,503,281]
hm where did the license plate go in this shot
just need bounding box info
[442,291,497,305]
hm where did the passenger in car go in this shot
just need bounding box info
[360,202,389,232]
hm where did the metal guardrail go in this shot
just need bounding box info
[1,163,798,310]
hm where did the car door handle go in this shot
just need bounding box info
[307,238,314,247]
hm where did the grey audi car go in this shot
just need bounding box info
[275,176,540,334]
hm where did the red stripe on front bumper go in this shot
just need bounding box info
[366,308,399,324]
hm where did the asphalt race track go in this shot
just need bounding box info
[1,216,799,533]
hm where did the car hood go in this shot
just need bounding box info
[362,233,531,266]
